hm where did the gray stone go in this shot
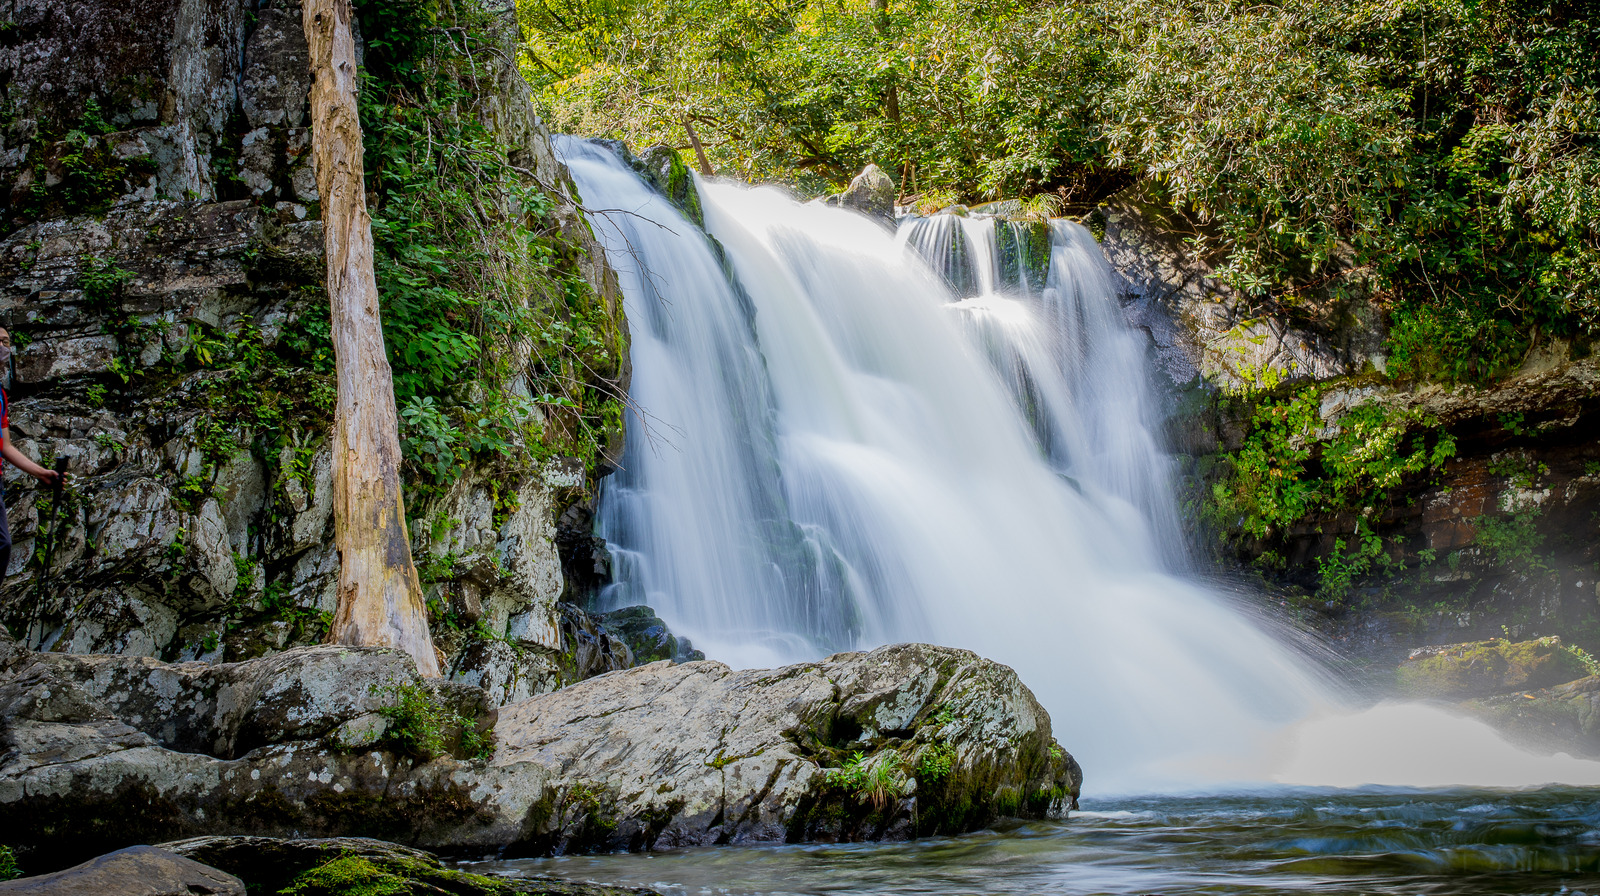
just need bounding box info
[0,846,244,896]
[491,642,1080,850]
[0,0,626,688]
[1097,186,1379,391]
[448,638,560,707]
[841,164,896,223]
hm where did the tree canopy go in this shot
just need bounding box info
[521,0,1600,382]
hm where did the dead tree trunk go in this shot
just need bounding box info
[303,0,440,677]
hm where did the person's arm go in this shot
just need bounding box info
[1,427,59,485]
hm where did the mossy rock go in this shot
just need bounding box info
[1462,675,1600,758]
[994,220,1052,293]
[1396,637,1591,699]
[161,836,657,896]
[615,143,704,228]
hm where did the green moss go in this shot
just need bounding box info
[278,853,519,896]
[1397,637,1590,699]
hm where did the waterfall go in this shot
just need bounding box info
[556,138,1600,792]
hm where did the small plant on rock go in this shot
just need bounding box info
[0,846,20,881]
[915,743,956,786]
[827,750,907,810]
[373,683,493,761]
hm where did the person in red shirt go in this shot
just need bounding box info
[0,327,65,577]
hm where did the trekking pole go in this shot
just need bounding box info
[25,458,68,650]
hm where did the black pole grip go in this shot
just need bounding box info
[51,457,66,496]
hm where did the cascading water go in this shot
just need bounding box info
[557,137,1600,792]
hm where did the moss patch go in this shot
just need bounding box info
[1397,637,1592,699]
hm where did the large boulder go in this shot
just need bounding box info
[0,846,243,896]
[840,164,896,223]
[1,641,1079,867]
[492,642,1080,851]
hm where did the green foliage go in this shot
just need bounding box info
[529,0,1600,381]
[1315,526,1392,601]
[373,683,494,761]
[826,750,907,809]
[1210,386,1457,541]
[1476,508,1548,570]
[915,742,955,786]
[0,845,20,882]
[80,256,133,308]
[354,0,626,493]
[12,99,156,224]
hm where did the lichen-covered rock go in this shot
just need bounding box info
[491,642,1080,852]
[1396,637,1591,700]
[0,845,245,896]
[0,640,1079,867]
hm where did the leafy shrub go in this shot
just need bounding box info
[1210,387,1456,542]
[355,0,627,492]
[915,743,956,786]
[1476,509,1548,571]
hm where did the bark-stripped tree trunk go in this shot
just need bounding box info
[303,0,440,677]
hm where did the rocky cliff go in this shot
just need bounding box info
[1101,193,1600,673]
[0,0,633,697]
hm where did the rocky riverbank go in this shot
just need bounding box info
[0,630,1079,874]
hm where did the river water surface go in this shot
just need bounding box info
[473,790,1600,895]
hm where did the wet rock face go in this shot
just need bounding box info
[1464,674,1600,759]
[1,639,1079,867]
[1097,187,1383,392]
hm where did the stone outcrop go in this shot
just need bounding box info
[0,846,244,896]
[0,0,631,701]
[1096,186,1384,392]
[487,641,1079,850]
[0,638,1079,868]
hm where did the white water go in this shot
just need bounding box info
[556,138,1600,793]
